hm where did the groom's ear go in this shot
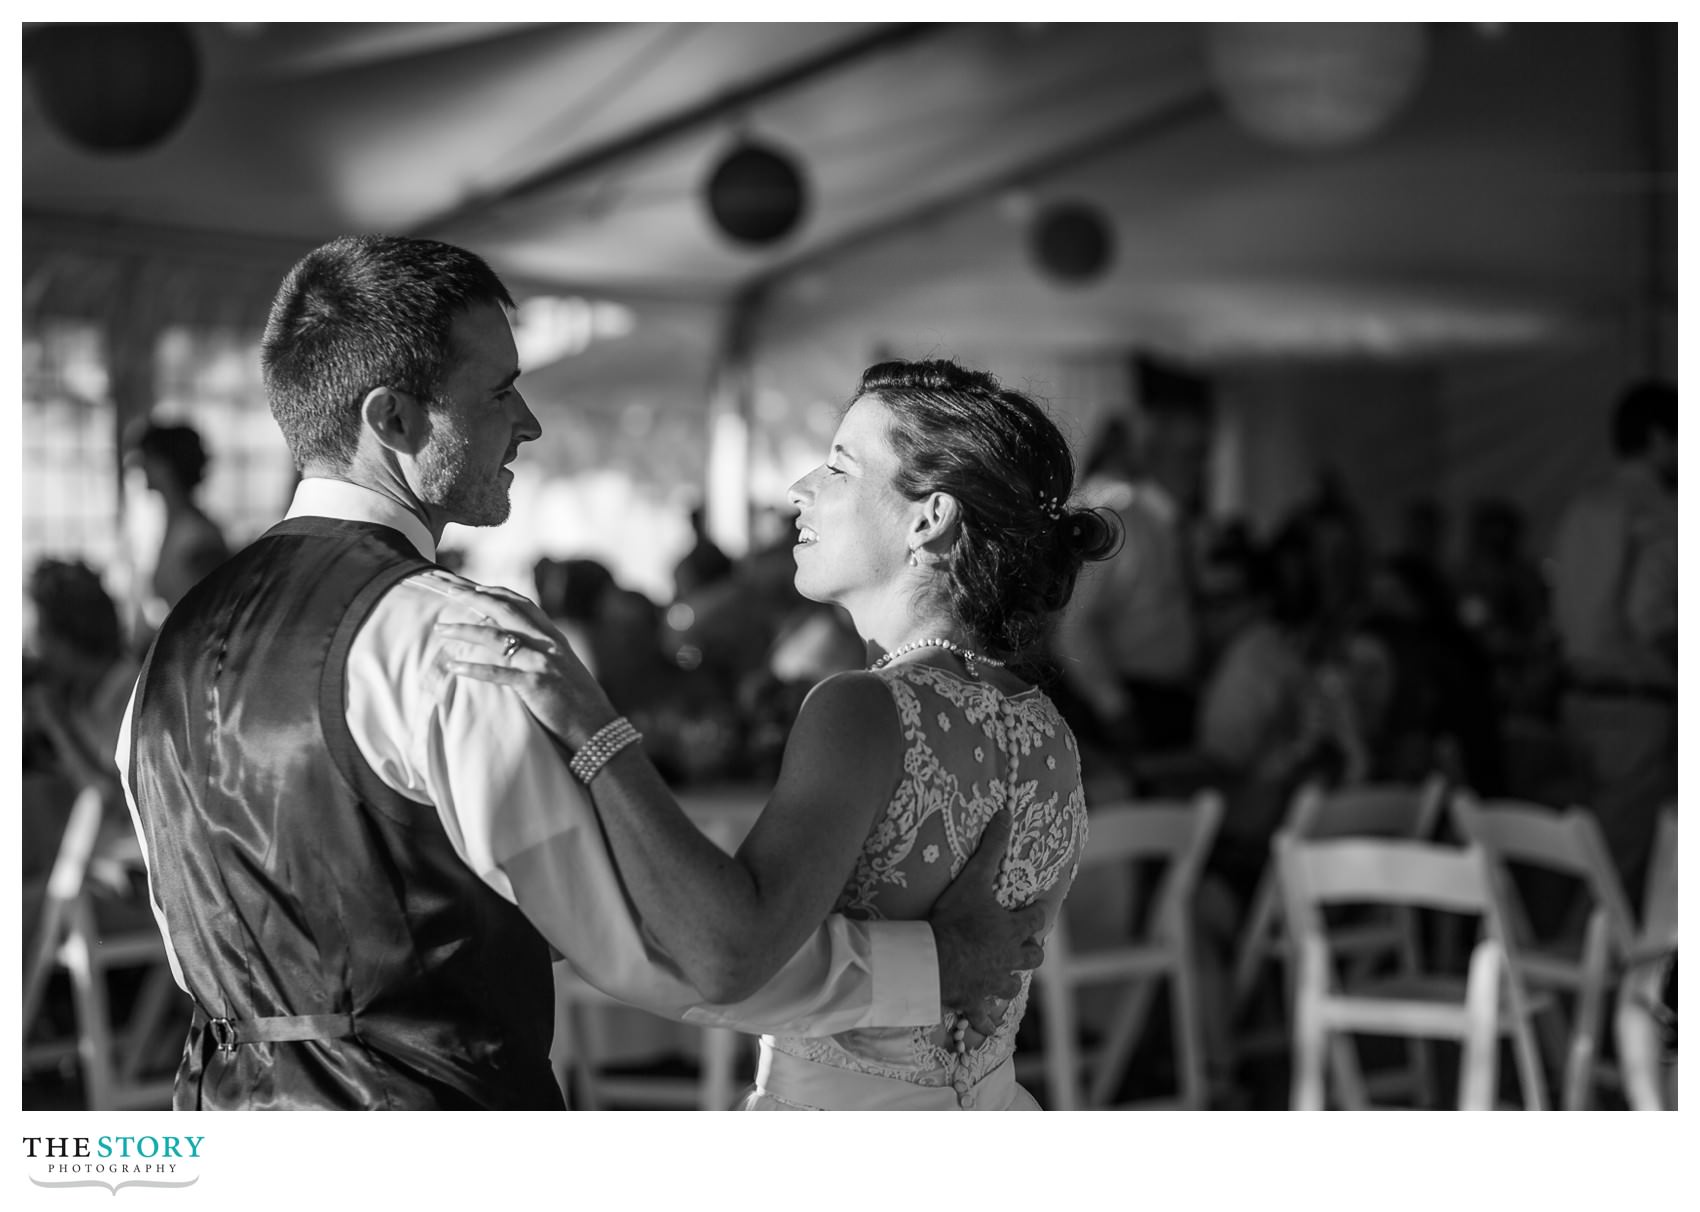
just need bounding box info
[908,492,962,562]
[361,386,429,456]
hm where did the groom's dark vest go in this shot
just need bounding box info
[129,517,562,1110]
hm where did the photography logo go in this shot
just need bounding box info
[23,1135,202,1195]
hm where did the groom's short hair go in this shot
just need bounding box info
[260,235,513,471]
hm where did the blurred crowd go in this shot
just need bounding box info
[23,378,1674,1107]
[506,376,1675,925]
[25,384,1675,882]
[24,421,229,879]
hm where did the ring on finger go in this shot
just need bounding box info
[501,632,523,659]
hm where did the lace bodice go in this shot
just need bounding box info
[764,663,1088,1100]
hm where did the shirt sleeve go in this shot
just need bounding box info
[1053,539,1138,720]
[1199,632,1276,769]
[1549,494,1623,660]
[1625,514,1677,650]
[351,572,940,1034]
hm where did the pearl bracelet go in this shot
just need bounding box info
[567,717,643,784]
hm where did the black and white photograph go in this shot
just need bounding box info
[14,19,1682,1194]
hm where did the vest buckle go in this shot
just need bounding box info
[209,1017,238,1052]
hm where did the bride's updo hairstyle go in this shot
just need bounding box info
[853,357,1120,661]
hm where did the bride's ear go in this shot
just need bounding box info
[907,492,961,564]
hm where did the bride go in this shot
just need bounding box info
[444,357,1117,1109]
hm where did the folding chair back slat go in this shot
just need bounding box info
[1279,836,1499,918]
[1291,776,1447,841]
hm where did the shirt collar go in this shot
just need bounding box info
[284,478,437,561]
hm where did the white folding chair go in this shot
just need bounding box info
[1277,835,1544,1110]
[1616,808,1676,1111]
[1029,792,1223,1109]
[1450,792,1639,1109]
[22,784,184,1109]
[1232,775,1449,1018]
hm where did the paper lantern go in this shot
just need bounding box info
[1208,23,1428,150]
[704,141,808,247]
[1030,202,1114,284]
[25,23,202,154]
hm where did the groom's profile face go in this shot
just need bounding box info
[415,301,541,528]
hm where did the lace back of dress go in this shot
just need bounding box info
[767,664,1088,1091]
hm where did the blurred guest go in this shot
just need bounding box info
[1550,380,1676,903]
[1393,497,1452,598]
[1457,498,1546,639]
[1196,526,1354,878]
[1455,497,1556,716]
[124,421,231,619]
[536,555,687,736]
[1053,384,1209,768]
[22,559,137,795]
[671,504,734,599]
[1353,556,1505,792]
[1193,516,1262,671]
[738,602,864,781]
[534,555,603,678]
[1280,467,1371,637]
[668,521,808,703]
[22,559,142,887]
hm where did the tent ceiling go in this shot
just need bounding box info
[23,22,1669,360]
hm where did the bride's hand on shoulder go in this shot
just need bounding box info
[435,588,618,750]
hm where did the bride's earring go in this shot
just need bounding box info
[907,550,919,567]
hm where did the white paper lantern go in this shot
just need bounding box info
[1208,23,1429,150]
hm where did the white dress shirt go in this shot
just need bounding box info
[1053,473,1197,718]
[117,478,939,1037]
[1550,461,1676,689]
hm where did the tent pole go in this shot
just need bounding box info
[704,285,763,560]
[105,258,161,641]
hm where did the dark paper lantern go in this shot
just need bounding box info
[1030,202,1114,284]
[705,141,808,247]
[25,23,201,154]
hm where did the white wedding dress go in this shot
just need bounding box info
[738,663,1088,1110]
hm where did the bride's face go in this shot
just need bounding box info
[787,395,917,608]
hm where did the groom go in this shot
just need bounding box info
[117,234,1044,1110]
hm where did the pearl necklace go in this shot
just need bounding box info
[868,636,1006,679]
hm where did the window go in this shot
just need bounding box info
[21,320,120,575]
[151,325,295,548]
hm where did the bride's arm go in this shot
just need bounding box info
[581,672,899,1002]
[438,594,1040,1012]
